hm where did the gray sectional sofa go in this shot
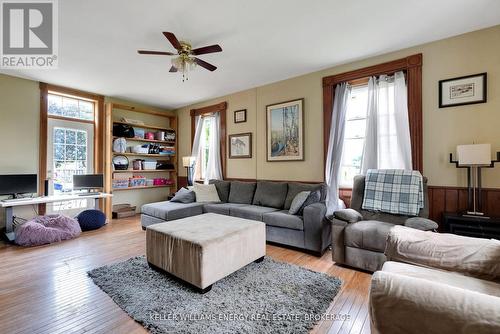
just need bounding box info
[141,180,331,256]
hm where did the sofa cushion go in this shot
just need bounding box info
[284,183,326,210]
[252,181,288,209]
[345,220,395,252]
[141,201,204,221]
[230,205,279,221]
[203,203,247,215]
[228,181,256,204]
[209,179,231,203]
[263,210,304,231]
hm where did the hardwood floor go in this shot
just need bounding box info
[0,216,372,334]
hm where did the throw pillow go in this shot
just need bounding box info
[193,183,221,203]
[288,191,310,215]
[170,187,196,203]
[284,183,327,210]
[297,190,321,216]
[209,179,231,203]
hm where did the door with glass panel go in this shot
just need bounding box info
[46,93,95,213]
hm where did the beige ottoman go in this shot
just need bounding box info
[146,213,266,293]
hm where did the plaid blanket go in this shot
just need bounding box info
[362,169,424,216]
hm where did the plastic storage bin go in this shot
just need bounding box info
[142,161,157,170]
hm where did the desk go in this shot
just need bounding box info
[0,193,112,242]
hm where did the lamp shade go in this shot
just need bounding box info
[182,156,193,167]
[457,144,491,166]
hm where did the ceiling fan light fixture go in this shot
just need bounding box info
[139,32,221,82]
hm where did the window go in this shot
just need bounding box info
[46,92,96,211]
[339,84,368,187]
[48,93,94,121]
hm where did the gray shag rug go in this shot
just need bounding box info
[88,256,342,334]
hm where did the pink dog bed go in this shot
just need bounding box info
[15,214,81,247]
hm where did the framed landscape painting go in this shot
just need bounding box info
[266,98,304,161]
[439,73,487,108]
[229,132,252,158]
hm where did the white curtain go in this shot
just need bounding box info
[325,83,351,215]
[204,113,223,183]
[191,116,203,181]
[361,71,412,173]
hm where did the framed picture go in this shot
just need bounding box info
[439,73,487,108]
[234,109,247,123]
[266,98,304,161]
[228,132,252,159]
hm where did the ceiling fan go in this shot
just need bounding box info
[138,32,222,81]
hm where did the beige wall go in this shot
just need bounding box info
[176,25,500,187]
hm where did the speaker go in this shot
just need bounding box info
[44,180,49,196]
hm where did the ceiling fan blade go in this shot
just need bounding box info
[191,44,222,55]
[169,66,178,73]
[163,32,182,50]
[194,58,217,71]
[138,50,175,55]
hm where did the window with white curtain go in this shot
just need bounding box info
[195,117,213,180]
[339,71,411,187]
[339,84,368,187]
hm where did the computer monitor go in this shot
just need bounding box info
[73,174,104,190]
[0,174,38,197]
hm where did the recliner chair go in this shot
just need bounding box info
[330,175,436,272]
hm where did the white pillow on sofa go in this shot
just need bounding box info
[193,183,221,203]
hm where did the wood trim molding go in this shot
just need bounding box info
[39,83,48,197]
[45,83,103,102]
[190,101,227,117]
[38,82,105,197]
[190,102,227,179]
[323,53,423,173]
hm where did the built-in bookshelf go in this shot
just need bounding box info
[104,103,177,217]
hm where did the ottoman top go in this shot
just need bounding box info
[147,213,265,246]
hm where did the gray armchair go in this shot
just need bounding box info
[330,175,436,272]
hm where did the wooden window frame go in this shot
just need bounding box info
[190,101,227,180]
[322,54,423,179]
[39,83,105,196]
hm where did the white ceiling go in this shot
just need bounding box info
[2,0,500,109]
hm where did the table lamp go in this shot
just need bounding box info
[182,156,194,186]
[450,144,499,217]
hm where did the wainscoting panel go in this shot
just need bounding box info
[341,186,500,227]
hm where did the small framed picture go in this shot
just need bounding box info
[439,73,487,108]
[234,109,247,123]
[229,133,252,159]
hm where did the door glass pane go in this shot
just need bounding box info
[52,127,88,194]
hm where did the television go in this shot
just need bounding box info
[73,174,104,190]
[0,174,38,197]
